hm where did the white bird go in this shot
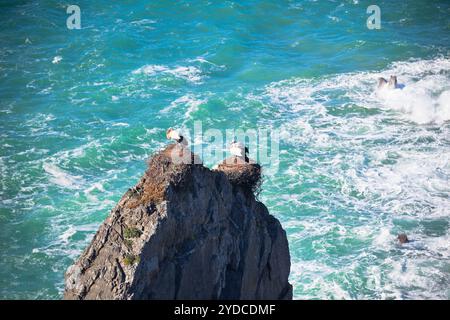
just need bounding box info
[377,77,388,89]
[378,75,400,90]
[52,56,62,64]
[166,128,188,146]
[230,140,249,163]
[388,75,398,89]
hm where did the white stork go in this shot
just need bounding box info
[230,140,249,163]
[166,128,188,146]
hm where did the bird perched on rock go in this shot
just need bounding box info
[166,128,190,162]
[388,75,398,89]
[378,77,388,88]
[166,128,188,146]
[230,140,249,163]
[378,75,400,89]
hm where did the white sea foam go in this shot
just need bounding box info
[132,64,167,75]
[160,94,207,122]
[376,79,450,124]
[58,226,76,244]
[260,57,450,299]
[130,19,157,29]
[132,64,203,83]
[47,140,101,165]
[374,58,450,123]
[145,127,162,135]
[84,182,105,194]
[43,163,84,189]
[112,122,129,127]
[265,57,450,125]
[187,57,226,72]
[290,260,353,299]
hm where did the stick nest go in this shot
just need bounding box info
[216,156,262,194]
[126,144,200,208]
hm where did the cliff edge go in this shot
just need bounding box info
[63,144,292,300]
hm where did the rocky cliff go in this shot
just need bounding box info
[64,144,292,300]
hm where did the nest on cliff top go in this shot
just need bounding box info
[216,156,262,195]
[126,144,201,208]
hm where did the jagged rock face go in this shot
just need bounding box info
[64,145,292,300]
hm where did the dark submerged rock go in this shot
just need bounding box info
[397,233,409,244]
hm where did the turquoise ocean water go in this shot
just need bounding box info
[0,0,449,299]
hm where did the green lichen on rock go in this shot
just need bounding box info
[124,239,133,248]
[123,254,140,266]
[123,227,142,239]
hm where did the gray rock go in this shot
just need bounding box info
[397,233,409,244]
[63,144,292,300]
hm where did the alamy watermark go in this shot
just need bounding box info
[167,121,280,174]
[66,5,81,29]
[65,5,381,31]
[367,5,381,30]
[66,4,381,30]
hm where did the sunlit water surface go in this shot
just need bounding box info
[0,0,449,299]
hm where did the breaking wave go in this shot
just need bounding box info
[258,57,450,299]
[132,64,204,83]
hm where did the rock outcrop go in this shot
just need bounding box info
[64,144,292,300]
